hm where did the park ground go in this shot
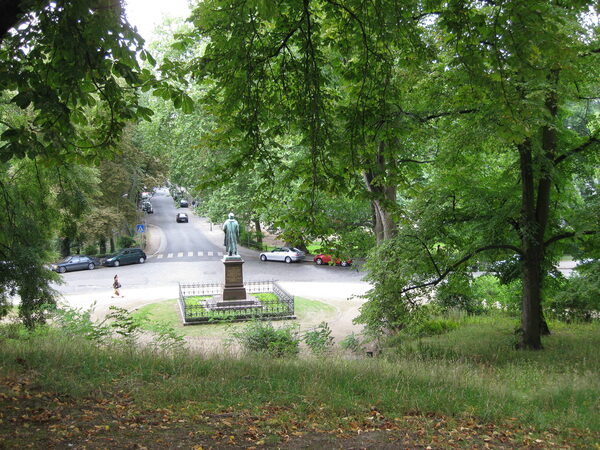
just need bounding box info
[1,316,599,449]
[3,218,598,448]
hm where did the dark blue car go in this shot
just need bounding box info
[51,255,97,273]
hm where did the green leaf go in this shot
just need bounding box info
[11,91,32,109]
[181,94,194,114]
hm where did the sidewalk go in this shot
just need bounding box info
[143,224,164,256]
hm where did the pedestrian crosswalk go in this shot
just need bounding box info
[155,251,224,260]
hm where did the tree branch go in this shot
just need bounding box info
[544,230,598,247]
[554,136,599,165]
[579,48,600,57]
[324,0,377,56]
[397,158,434,164]
[262,16,305,61]
[422,109,477,121]
[400,244,523,295]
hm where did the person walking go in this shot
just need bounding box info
[112,274,123,298]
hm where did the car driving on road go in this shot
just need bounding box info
[259,247,305,263]
[51,255,98,273]
[142,201,153,213]
[176,213,188,223]
[103,248,147,267]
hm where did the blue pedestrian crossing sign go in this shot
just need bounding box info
[136,224,145,233]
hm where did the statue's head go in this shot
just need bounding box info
[228,212,234,219]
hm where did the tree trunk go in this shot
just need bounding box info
[253,218,263,245]
[371,203,384,243]
[373,198,396,242]
[520,246,544,350]
[60,237,71,257]
[109,237,115,253]
[364,141,397,244]
[99,236,107,254]
[517,139,544,350]
[516,70,559,350]
[540,310,550,336]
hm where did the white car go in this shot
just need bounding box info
[259,247,305,264]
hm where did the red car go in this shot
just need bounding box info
[314,254,352,267]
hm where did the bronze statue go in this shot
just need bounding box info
[223,212,239,256]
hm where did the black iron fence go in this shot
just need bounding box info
[178,280,295,324]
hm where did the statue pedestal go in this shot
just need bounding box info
[222,256,247,301]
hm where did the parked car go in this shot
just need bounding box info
[51,255,98,273]
[142,201,153,213]
[314,254,352,267]
[103,248,147,267]
[176,213,188,223]
[259,247,305,263]
[179,199,189,207]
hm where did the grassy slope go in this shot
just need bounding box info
[0,315,599,447]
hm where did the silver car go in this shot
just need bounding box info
[259,247,305,264]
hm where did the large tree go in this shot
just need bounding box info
[423,0,598,349]
[0,0,166,325]
[177,0,599,349]
[359,1,600,349]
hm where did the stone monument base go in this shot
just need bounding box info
[222,256,247,300]
[205,294,262,310]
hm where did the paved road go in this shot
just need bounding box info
[147,189,225,262]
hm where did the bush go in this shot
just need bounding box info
[239,225,264,250]
[117,235,136,249]
[435,277,485,315]
[470,275,521,315]
[49,302,110,343]
[340,333,365,354]
[302,322,334,355]
[230,320,300,357]
[0,322,37,341]
[546,262,600,322]
[48,304,186,350]
[407,318,460,337]
[83,244,98,256]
